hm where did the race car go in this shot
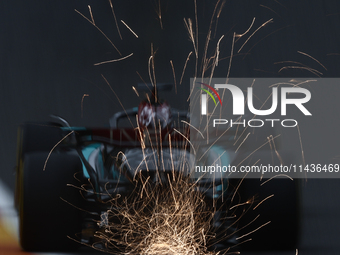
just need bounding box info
[15,83,300,252]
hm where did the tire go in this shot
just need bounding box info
[237,151,300,250]
[17,122,64,155]
[15,122,63,209]
[18,152,83,252]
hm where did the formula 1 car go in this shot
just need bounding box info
[15,83,300,252]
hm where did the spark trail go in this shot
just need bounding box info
[73,1,304,254]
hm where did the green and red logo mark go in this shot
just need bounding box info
[197,82,223,115]
[197,82,222,107]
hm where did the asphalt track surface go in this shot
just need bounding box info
[1,0,340,254]
[1,178,340,255]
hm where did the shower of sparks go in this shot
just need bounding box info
[243,25,293,60]
[132,86,139,97]
[94,53,134,66]
[155,0,163,29]
[235,133,250,153]
[252,195,274,210]
[275,60,315,69]
[121,20,139,38]
[75,9,122,56]
[181,120,204,139]
[148,45,157,92]
[237,18,274,53]
[236,221,271,241]
[226,32,236,80]
[235,134,281,167]
[79,112,261,254]
[201,30,211,77]
[81,93,89,118]
[95,177,217,254]
[278,66,323,77]
[173,128,196,155]
[212,0,226,38]
[108,0,123,40]
[180,51,193,85]
[184,18,198,59]
[80,115,244,254]
[214,35,224,67]
[101,74,135,129]
[43,131,74,171]
[268,135,284,166]
[260,175,294,186]
[88,5,95,25]
[268,78,317,88]
[72,1,307,254]
[136,71,148,87]
[235,17,256,39]
[229,200,252,211]
[297,51,327,70]
[170,60,177,93]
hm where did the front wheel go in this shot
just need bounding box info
[18,152,83,252]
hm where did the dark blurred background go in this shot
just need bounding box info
[1,0,340,254]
